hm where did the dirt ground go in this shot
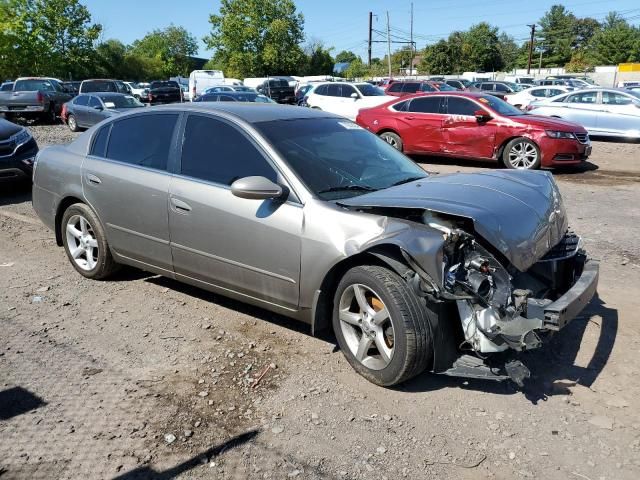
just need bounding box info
[1,127,640,480]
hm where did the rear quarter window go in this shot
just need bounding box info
[90,125,110,157]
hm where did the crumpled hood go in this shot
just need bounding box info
[340,170,568,271]
[513,114,586,132]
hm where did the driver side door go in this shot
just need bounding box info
[442,96,496,159]
[168,113,303,309]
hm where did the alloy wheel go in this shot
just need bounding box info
[338,284,395,370]
[381,133,399,149]
[65,214,99,271]
[508,141,538,169]
[68,115,77,131]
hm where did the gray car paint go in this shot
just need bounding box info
[32,103,569,329]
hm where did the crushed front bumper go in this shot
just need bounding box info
[526,259,599,330]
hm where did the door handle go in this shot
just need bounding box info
[170,197,192,213]
[86,173,101,185]
[403,116,417,120]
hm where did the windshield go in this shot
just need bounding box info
[254,118,427,200]
[627,90,640,101]
[98,95,143,108]
[477,94,523,116]
[356,84,385,96]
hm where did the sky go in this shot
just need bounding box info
[83,0,640,60]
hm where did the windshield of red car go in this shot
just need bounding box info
[478,95,523,116]
[255,118,427,200]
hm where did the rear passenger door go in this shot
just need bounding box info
[82,112,180,274]
[168,114,303,309]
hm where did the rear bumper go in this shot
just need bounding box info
[0,105,46,113]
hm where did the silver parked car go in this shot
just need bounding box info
[529,88,640,138]
[32,104,598,387]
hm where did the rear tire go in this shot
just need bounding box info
[379,131,403,152]
[332,265,433,386]
[61,203,119,280]
[67,114,79,132]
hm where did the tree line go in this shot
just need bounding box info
[1,0,639,82]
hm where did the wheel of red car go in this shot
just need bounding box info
[67,114,79,132]
[379,132,403,152]
[332,265,433,386]
[503,137,541,170]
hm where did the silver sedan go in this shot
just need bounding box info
[31,104,598,387]
[529,88,640,138]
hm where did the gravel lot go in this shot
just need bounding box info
[1,125,640,479]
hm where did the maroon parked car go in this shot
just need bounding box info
[355,92,591,170]
[385,80,458,97]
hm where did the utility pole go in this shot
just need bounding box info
[527,24,536,74]
[368,11,373,66]
[386,11,392,78]
[409,2,414,76]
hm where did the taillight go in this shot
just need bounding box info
[61,103,67,120]
[36,91,44,104]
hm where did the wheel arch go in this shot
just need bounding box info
[54,196,85,246]
[495,134,539,161]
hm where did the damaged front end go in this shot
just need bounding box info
[419,212,599,386]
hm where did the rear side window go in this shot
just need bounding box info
[447,97,478,116]
[408,96,443,114]
[419,83,436,92]
[565,92,597,104]
[494,84,509,92]
[341,85,357,98]
[106,114,178,170]
[387,83,404,93]
[401,83,420,93]
[314,85,328,96]
[180,115,277,186]
[74,95,89,106]
[91,125,110,157]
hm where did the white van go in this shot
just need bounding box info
[505,75,536,85]
[189,70,225,99]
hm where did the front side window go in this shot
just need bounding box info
[74,95,89,106]
[88,96,102,109]
[480,83,493,91]
[530,89,546,98]
[106,114,178,170]
[447,97,479,116]
[548,89,564,97]
[602,91,633,105]
[314,85,328,96]
[387,83,404,93]
[327,84,341,97]
[341,85,358,98]
[494,83,509,92]
[180,115,277,186]
[408,96,443,114]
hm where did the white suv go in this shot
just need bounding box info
[305,82,392,120]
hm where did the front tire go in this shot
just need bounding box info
[61,204,118,279]
[332,265,433,386]
[502,137,541,170]
[379,131,403,152]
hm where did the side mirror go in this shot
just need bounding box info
[350,92,359,100]
[475,110,491,122]
[93,105,103,111]
[231,176,283,200]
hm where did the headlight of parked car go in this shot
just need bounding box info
[12,128,32,146]
[545,130,575,140]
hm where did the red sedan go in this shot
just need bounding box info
[355,92,591,169]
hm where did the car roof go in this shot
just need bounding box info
[84,92,129,97]
[208,91,259,96]
[138,103,343,123]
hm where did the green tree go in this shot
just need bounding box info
[335,50,358,64]
[537,5,577,67]
[589,13,640,65]
[302,41,334,75]
[420,40,455,74]
[0,0,101,79]
[463,23,504,72]
[204,0,305,78]
[565,50,595,73]
[497,33,519,71]
[131,25,198,77]
[342,57,368,79]
[573,17,600,49]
